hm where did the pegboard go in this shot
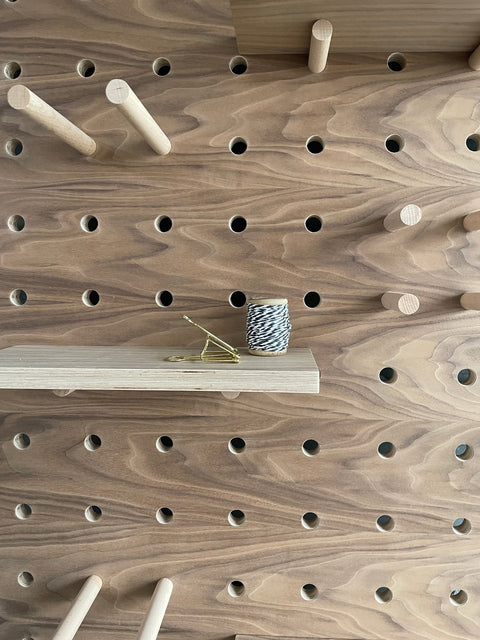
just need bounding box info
[1,1,479,640]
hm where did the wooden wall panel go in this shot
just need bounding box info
[1,2,480,640]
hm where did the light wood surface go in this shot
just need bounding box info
[0,346,319,393]
[383,204,422,232]
[52,575,102,640]
[308,20,333,73]
[105,79,171,155]
[381,292,420,315]
[7,85,96,156]
[136,578,173,640]
[1,2,480,640]
[230,0,480,53]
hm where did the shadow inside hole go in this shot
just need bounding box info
[302,511,319,529]
[457,368,476,385]
[81,215,98,232]
[4,61,21,79]
[155,215,172,232]
[85,505,102,522]
[306,136,324,154]
[302,439,319,456]
[455,443,473,460]
[375,586,392,603]
[305,215,322,232]
[466,135,480,151]
[376,514,394,532]
[77,59,95,77]
[156,435,173,452]
[14,433,30,449]
[229,137,247,155]
[230,56,248,75]
[84,434,101,451]
[450,589,468,606]
[8,215,25,232]
[229,216,247,232]
[83,290,100,306]
[229,290,246,307]
[452,517,471,535]
[229,437,246,454]
[228,580,245,597]
[10,289,27,306]
[153,58,171,76]
[377,441,395,458]
[18,572,34,588]
[304,291,321,308]
[6,138,23,156]
[15,503,32,519]
[228,509,245,526]
[387,52,406,72]
[156,507,173,524]
[379,367,397,383]
[301,583,318,600]
[385,135,404,153]
[156,290,173,307]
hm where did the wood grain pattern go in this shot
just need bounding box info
[1,1,480,640]
[230,0,480,53]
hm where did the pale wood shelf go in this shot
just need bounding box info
[0,346,319,393]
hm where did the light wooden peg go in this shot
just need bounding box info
[463,211,480,232]
[52,575,102,640]
[381,292,420,315]
[308,20,333,73]
[468,44,480,70]
[460,293,480,310]
[383,204,422,232]
[137,578,173,640]
[7,85,96,156]
[105,79,171,155]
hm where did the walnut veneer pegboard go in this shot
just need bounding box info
[1,1,480,639]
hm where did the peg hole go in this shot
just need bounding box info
[82,290,100,306]
[455,444,473,461]
[15,503,32,519]
[302,512,319,529]
[153,58,171,76]
[8,215,25,232]
[6,138,23,156]
[375,587,392,603]
[229,137,247,155]
[10,289,27,306]
[228,509,245,526]
[155,290,173,307]
[228,437,246,454]
[4,61,21,79]
[457,368,476,385]
[377,441,396,459]
[306,136,324,154]
[302,439,319,457]
[466,134,480,152]
[387,53,406,72]
[80,215,98,232]
[452,518,471,535]
[155,215,172,233]
[305,215,322,232]
[85,505,102,522]
[156,507,173,524]
[376,514,395,532]
[385,135,404,153]
[156,435,173,452]
[304,291,321,308]
[379,367,397,384]
[228,580,245,597]
[229,56,248,75]
[84,435,101,451]
[229,216,247,232]
[14,433,30,449]
[229,290,246,307]
[301,584,318,600]
[450,589,468,606]
[18,572,34,588]
[77,59,95,77]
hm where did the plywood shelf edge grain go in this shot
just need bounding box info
[0,346,319,394]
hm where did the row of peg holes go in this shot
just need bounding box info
[379,366,477,386]
[6,214,323,234]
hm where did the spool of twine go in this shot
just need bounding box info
[246,297,291,356]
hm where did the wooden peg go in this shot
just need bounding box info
[468,44,480,70]
[137,578,173,640]
[460,293,480,310]
[381,292,420,315]
[105,79,171,155]
[463,211,480,232]
[52,575,102,640]
[383,204,422,232]
[221,391,240,400]
[52,389,76,397]
[308,20,333,73]
[7,85,96,156]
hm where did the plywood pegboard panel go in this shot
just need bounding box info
[1,1,480,640]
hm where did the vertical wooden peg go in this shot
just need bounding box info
[137,578,173,640]
[460,293,480,310]
[381,292,420,315]
[463,211,480,232]
[7,85,97,156]
[105,79,171,155]
[383,204,422,232]
[308,20,333,73]
[52,575,102,640]
[468,44,480,70]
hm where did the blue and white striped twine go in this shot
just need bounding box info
[246,300,291,355]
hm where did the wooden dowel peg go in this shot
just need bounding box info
[308,20,333,73]
[7,85,96,156]
[383,204,422,232]
[137,578,173,640]
[381,292,420,315]
[468,44,480,70]
[463,211,480,232]
[105,79,171,155]
[460,293,480,310]
[52,575,102,640]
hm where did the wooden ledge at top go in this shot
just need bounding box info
[0,346,319,394]
[236,636,358,640]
